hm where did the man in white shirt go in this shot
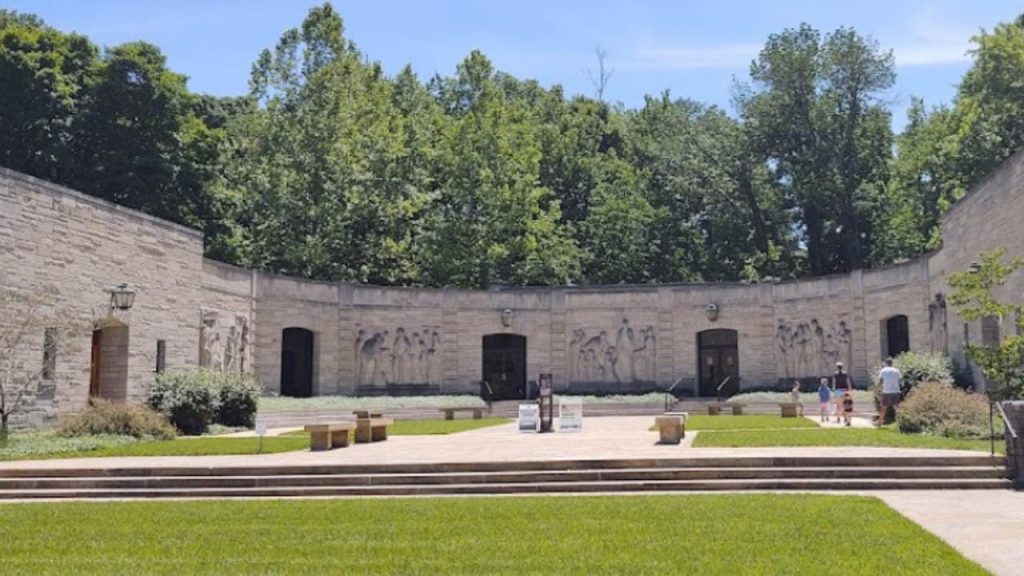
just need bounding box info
[876,357,902,427]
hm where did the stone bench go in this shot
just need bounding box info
[304,422,356,451]
[441,407,484,420]
[656,412,688,445]
[778,402,803,418]
[355,417,394,443]
[352,410,383,419]
[706,402,748,416]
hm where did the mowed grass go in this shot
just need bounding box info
[651,415,819,431]
[0,495,984,575]
[693,427,1002,453]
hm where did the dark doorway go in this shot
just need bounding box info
[482,334,527,400]
[89,325,129,401]
[885,315,910,358]
[698,329,739,397]
[281,327,314,397]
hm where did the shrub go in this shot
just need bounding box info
[147,368,261,434]
[148,370,218,435]
[896,381,994,439]
[215,374,261,428]
[873,351,954,398]
[57,399,176,440]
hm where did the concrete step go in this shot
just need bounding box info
[0,455,1005,478]
[0,466,1006,491]
[0,477,1011,500]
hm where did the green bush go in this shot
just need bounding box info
[57,399,176,440]
[215,374,261,428]
[896,381,994,439]
[147,369,260,434]
[148,370,219,435]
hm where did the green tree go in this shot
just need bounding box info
[948,249,1024,400]
[418,51,581,287]
[0,11,95,182]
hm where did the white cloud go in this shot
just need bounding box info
[888,9,975,67]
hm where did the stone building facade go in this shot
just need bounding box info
[1,148,1022,428]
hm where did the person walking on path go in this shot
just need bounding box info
[817,378,832,422]
[832,362,853,419]
[876,357,903,427]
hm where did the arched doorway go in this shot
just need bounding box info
[281,327,314,397]
[89,324,129,401]
[698,329,739,397]
[883,315,910,358]
[482,334,527,400]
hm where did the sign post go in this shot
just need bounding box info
[255,421,268,454]
[518,404,539,432]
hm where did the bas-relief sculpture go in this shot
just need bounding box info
[199,308,250,374]
[929,293,949,354]
[568,318,656,384]
[775,317,852,378]
[354,326,441,386]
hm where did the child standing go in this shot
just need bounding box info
[817,378,831,422]
[790,381,804,417]
[841,389,854,427]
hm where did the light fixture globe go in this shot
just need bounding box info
[500,308,514,328]
[110,283,136,311]
[705,303,720,322]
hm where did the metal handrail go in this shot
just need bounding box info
[664,376,685,412]
[715,377,731,403]
[996,401,1018,439]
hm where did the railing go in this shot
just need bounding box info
[664,377,685,413]
[480,380,494,411]
[715,377,731,403]
[994,401,1018,458]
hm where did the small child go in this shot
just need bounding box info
[817,378,831,422]
[842,389,854,427]
[790,381,804,417]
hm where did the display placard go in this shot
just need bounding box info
[559,398,583,432]
[539,373,553,397]
[518,404,539,432]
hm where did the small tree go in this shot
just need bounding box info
[0,288,84,440]
[947,248,1024,400]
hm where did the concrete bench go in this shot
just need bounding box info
[706,402,747,416]
[352,410,383,419]
[441,407,484,420]
[656,413,687,444]
[304,422,356,451]
[355,417,394,443]
[778,402,803,418]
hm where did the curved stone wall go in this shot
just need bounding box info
[1,148,1022,426]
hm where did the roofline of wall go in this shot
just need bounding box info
[0,166,204,240]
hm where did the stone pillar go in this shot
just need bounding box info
[1003,401,1024,490]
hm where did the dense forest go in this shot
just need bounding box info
[2,6,1024,287]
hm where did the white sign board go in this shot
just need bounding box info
[559,398,583,432]
[255,421,268,437]
[518,404,539,432]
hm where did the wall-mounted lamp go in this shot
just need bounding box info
[109,283,136,311]
[705,303,720,322]
[500,308,514,328]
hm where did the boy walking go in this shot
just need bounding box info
[817,378,831,422]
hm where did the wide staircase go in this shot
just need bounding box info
[0,455,1009,500]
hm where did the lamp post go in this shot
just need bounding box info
[109,283,136,311]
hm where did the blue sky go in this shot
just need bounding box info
[7,1,1022,128]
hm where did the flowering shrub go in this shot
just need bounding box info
[896,381,993,439]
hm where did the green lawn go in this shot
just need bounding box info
[0,495,984,575]
[653,415,820,431]
[693,427,1002,453]
[1,418,511,462]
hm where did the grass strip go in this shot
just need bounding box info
[693,427,1002,453]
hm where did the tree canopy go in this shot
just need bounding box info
[2,5,1023,288]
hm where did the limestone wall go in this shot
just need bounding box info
[0,168,205,428]
[1,145,1021,418]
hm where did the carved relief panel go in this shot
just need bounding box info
[354,325,442,386]
[568,318,657,384]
